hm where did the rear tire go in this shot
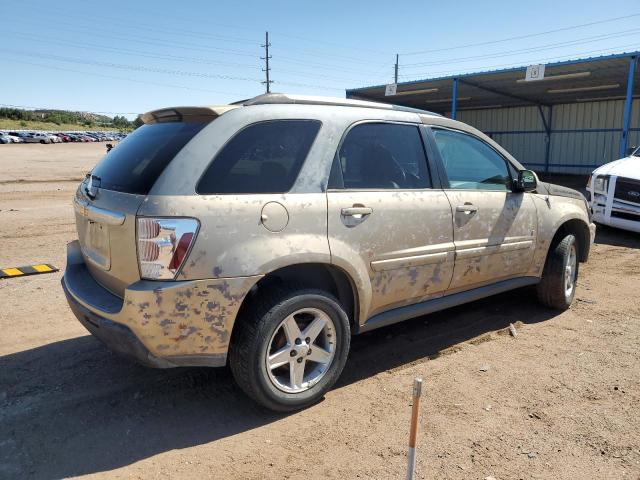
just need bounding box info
[536,234,578,310]
[229,286,351,412]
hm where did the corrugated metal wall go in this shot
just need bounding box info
[451,99,640,174]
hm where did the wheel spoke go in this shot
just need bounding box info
[266,307,337,394]
[282,315,302,344]
[268,346,291,370]
[306,345,331,364]
[290,359,306,388]
[302,316,327,344]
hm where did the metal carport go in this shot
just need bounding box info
[346,51,639,174]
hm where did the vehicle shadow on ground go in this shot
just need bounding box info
[0,287,556,479]
[594,224,639,249]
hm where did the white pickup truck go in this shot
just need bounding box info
[587,147,640,233]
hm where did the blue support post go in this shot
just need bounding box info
[619,56,637,158]
[544,106,553,172]
[451,78,458,120]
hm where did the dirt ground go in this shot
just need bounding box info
[1,143,639,480]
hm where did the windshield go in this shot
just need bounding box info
[91,121,207,195]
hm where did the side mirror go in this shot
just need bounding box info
[626,145,637,157]
[515,169,537,192]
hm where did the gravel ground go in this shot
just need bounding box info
[1,143,639,479]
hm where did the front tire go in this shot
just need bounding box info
[536,234,579,310]
[229,287,351,412]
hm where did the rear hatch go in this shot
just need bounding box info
[74,116,211,297]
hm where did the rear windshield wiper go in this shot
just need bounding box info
[84,174,101,199]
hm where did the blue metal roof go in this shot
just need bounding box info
[347,50,640,93]
[346,50,640,112]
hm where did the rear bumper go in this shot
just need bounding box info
[62,279,177,368]
[62,240,261,368]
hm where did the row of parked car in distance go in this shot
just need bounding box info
[0,130,127,144]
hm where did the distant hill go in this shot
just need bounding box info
[0,107,141,131]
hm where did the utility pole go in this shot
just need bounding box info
[261,31,273,93]
[394,54,399,84]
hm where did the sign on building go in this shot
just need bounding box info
[525,64,546,81]
[385,84,398,96]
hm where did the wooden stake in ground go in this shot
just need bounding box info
[406,377,423,480]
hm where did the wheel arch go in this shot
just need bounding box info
[548,217,591,262]
[230,262,360,346]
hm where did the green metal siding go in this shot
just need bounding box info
[450,99,639,174]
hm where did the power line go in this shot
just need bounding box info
[0,49,262,83]
[6,58,249,97]
[398,43,640,81]
[6,31,261,70]
[8,55,343,94]
[401,28,640,68]
[9,16,260,59]
[17,0,259,46]
[8,30,374,85]
[5,10,393,77]
[401,12,640,55]
[9,15,389,78]
[23,0,392,57]
[11,10,382,67]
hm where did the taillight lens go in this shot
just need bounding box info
[136,218,199,280]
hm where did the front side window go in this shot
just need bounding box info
[197,120,321,194]
[335,123,430,189]
[432,128,512,191]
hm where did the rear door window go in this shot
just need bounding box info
[333,123,431,189]
[91,121,207,195]
[197,120,321,194]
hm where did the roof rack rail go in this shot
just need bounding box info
[240,93,441,116]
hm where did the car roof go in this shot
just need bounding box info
[141,93,442,125]
[238,93,440,116]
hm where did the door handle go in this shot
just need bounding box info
[341,207,373,217]
[456,204,478,214]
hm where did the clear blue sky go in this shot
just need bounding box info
[2,0,639,119]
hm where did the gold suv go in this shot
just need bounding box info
[62,94,595,411]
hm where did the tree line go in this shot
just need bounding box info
[0,107,142,130]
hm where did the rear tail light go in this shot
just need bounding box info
[136,217,199,280]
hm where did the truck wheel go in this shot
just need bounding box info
[229,286,351,412]
[536,234,578,310]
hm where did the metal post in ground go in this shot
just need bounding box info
[406,377,423,480]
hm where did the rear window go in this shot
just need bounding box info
[197,120,321,194]
[91,121,207,195]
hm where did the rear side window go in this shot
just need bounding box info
[197,120,321,194]
[335,123,430,189]
[91,121,206,195]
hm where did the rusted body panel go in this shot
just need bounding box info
[64,240,260,362]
